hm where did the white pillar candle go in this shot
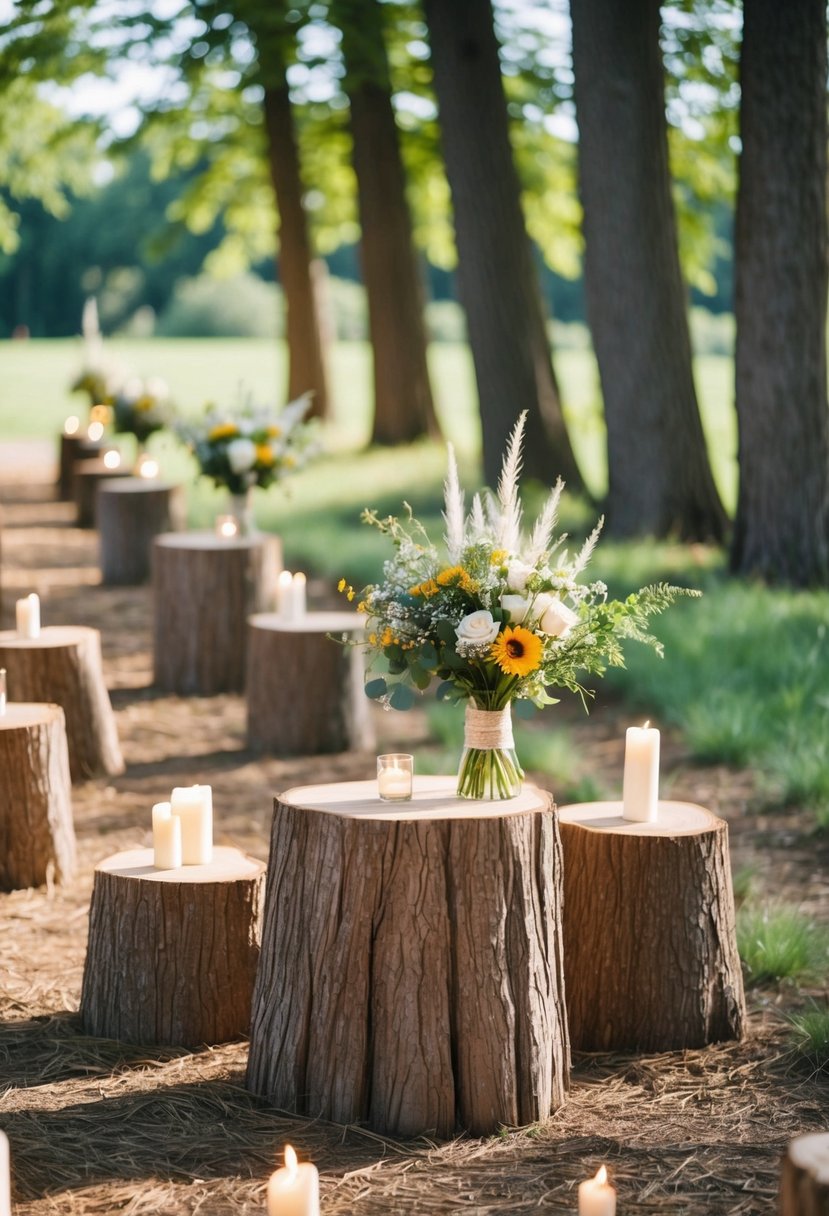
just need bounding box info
[267,1145,319,1216]
[0,668,6,716]
[578,1165,616,1216]
[276,570,294,618]
[0,1130,10,1216]
[291,572,307,618]
[622,721,660,823]
[152,801,182,870]
[170,785,213,864]
[16,593,41,639]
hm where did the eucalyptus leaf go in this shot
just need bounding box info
[389,683,417,710]
[364,677,388,700]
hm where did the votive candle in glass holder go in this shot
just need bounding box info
[215,514,239,539]
[377,754,413,801]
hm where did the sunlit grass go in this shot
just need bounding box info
[789,1003,829,1072]
[737,903,829,986]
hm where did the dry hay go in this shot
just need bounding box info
[1,468,827,1215]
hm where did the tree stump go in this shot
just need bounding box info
[781,1133,829,1216]
[246,612,374,754]
[74,461,132,527]
[0,627,124,783]
[559,800,746,1052]
[153,532,280,695]
[246,776,570,1138]
[0,703,75,890]
[98,480,186,585]
[57,434,111,501]
[80,845,266,1046]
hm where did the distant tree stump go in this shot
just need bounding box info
[80,845,266,1046]
[153,533,280,694]
[0,702,75,890]
[57,434,111,501]
[98,480,186,585]
[247,776,569,1138]
[74,461,132,527]
[0,627,124,783]
[246,612,374,754]
[781,1133,829,1216]
[559,800,746,1052]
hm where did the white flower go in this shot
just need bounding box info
[455,610,500,646]
[226,437,257,474]
[533,594,580,639]
[500,594,530,624]
[506,560,535,592]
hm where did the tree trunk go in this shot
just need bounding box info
[74,462,132,528]
[247,777,569,1138]
[246,611,374,754]
[781,1133,829,1216]
[98,479,186,585]
[559,800,745,1052]
[731,0,829,584]
[570,0,727,541]
[332,0,440,445]
[0,703,75,890]
[0,627,124,783]
[80,846,266,1047]
[423,0,583,490]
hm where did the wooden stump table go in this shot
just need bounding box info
[246,612,374,755]
[559,800,746,1052]
[80,846,266,1047]
[0,703,75,890]
[57,434,111,501]
[153,532,280,695]
[98,479,186,585]
[781,1132,829,1215]
[246,776,570,1138]
[0,627,124,783]
[74,461,132,527]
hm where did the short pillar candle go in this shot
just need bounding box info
[152,801,182,870]
[622,721,660,822]
[15,594,41,639]
[578,1166,616,1216]
[267,1146,320,1216]
[170,785,213,864]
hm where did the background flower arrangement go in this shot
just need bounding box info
[112,376,172,444]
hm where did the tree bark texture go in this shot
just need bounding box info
[731,0,829,584]
[153,533,280,695]
[57,435,110,501]
[423,0,582,490]
[570,0,726,541]
[0,627,124,784]
[246,777,569,1137]
[98,480,186,585]
[781,1133,829,1216]
[0,703,75,891]
[74,463,132,528]
[80,846,266,1047]
[333,0,440,445]
[559,801,746,1052]
[246,612,374,754]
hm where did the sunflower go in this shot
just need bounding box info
[490,626,543,677]
[208,422,239,441]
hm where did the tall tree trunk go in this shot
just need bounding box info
[332,0,439,444]
[731,0,829,584]
[423,0,583,491]
[570,0,726,541]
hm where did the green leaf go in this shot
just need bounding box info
[419,641,438,666]
[389,683,417,711]
[364,677,387,700]
[409,663,432,690]
[436,619,456,644]
[436,681,457,702]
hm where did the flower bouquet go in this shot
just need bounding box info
[112,376,172,448]
[348,413,698,800]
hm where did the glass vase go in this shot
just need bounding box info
[229,488,255,537]
[456,703,524,800]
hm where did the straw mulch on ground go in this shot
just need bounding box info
[1,460,826,1215]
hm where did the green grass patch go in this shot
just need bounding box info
[789,1003,829,1073]
[737,902,829,987]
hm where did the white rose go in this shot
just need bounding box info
[226,437,257,474]
[506,560,535,592]
[455,610,500,646]
[500,594,530,624]
[534,594,580,639]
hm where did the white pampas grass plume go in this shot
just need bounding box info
[468,492,486,542]
[442,443,465,561]
[572,515,604,575]
[526,477,564,565]
[496,412,526,551]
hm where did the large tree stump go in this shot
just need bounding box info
[57,434,111,500]
[246,612,374,754]
[247,776,569,1138]
[559,800,746,1052]
[74,461,131,527]
[781,1133,829,1216]
[153,532,280,694]
[0,627,124,783]
[80,845,266,1047]
[98,479,186,585]
[0,703,75,890]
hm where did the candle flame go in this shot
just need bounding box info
[595,1165,608,1185]
[137,456,159,479]
[284,1144,298,1176]
[65,415,80,435]
[642,720,650,730]
[103,450,121,469]
[278,570,293,586]
[88,421,104,441]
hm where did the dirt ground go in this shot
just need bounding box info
[0,456,826,1215]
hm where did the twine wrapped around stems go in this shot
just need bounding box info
[464,705,515,751]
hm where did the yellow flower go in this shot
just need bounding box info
[357,600,368,613]
[256,443,275,466]
[338,578,347,592]
[491,549,507,564]
[369,632,378,645]
[209,422,239,441]
[266,425,282,438]
[490,626,543,677]
[135,395,154,412]
[381,626,397,647]
[436,565,477,593]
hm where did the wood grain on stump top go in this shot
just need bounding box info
[249,610,365,634]
[559,798,719,834]
[96,845,265,884]
[781,1132,829,1215]
[155,530,266,552]
[281,774,547,820]
[0,625,96,650]
[100,478,179,496]
[0,702,66,729]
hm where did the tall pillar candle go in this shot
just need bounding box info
[578,1166,616,1216]
[291,572,307,618]
[0,668,6,716]
[170,784,213,864]
[15,593,41,639]
[622,721,660,823]
[276,570,293,618]
[267,1146,319,1216]
[152,801,182,870]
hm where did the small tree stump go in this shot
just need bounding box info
[0,627,124,783]
[74,461,132,527]
[80,845,266,1046]
[153,533,280,695]
[246,776,569,1138]
[0,702,75,890]
[781,1133,829,1216]
[98,480,186,585]
[559,800,746,1052]
[57,434,111,500]
[246,612,374,754]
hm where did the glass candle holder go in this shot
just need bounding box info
[377,754,413,801]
